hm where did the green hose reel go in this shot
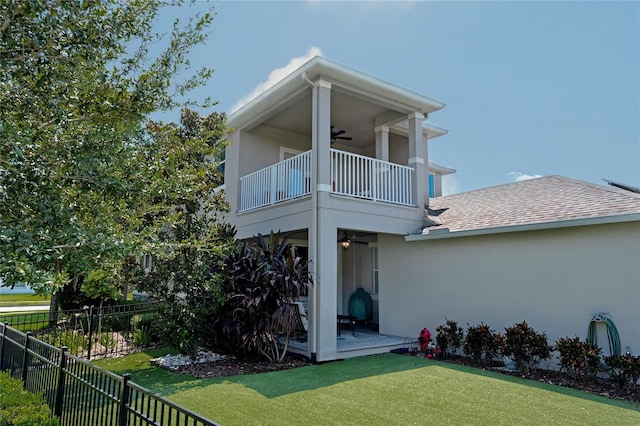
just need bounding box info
[586,311,621,356]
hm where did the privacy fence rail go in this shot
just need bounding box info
[0,323,219,426]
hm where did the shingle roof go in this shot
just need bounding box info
[423,175,640,235]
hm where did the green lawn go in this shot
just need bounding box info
[94,351,640,426]
[0,293,50,306]
[0,312,49,332]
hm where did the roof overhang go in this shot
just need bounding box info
[428,162,456,175]
[228,56,446,131]
[389,121,449,140]
[405,213,640,242]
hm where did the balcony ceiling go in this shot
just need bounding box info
[262,91,391,150]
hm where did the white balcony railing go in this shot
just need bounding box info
[239,150,312,212]
[239,149,414,212]
[331,149,414,206]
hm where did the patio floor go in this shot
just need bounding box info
[337,327,416,352]
[287,325,417,357]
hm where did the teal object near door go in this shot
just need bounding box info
[348,288,372,321]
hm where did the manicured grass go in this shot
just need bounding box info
[0,312,49,332]
[0,293,50,306]
[94,352,640,425]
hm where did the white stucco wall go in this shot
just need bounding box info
[378,221,640,354]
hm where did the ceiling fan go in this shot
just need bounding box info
[338,230,369,250]
[331,126,352,144]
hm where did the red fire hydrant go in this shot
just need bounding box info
[418,328,441,359]
[418,328,431,352]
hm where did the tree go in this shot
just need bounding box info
[132,109,234,359]
[0,1,217,310]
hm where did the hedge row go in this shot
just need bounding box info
[0,372,58,426]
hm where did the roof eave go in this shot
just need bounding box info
[405,213,640,242]
[428,161,456,175]
[228,56,446,130]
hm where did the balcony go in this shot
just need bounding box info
[239,149,414,212]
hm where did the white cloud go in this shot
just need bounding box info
[508,172,543,182]
[231,47,323,113]
[441,175,459,196]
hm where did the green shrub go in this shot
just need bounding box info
[128,312,160,348]
[0,372,59,426]
[605,353,640,392]
[555,336,602,382]
[100,312,134,333]
[98,332,117,350]
[131,312,159,331]
[132,329,152,346]
[463,323,503,365]
[503,321,552,375]
[41,330,85,355]
[435,318,464,357]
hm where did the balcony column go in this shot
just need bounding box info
[308,78,338,361]
[408,112,428,208]
[375,126,389,161]
[314,80,333,193]
[374,125,389,161]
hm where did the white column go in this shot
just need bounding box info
[314,216,338,361]
[316,80,332,193]
[308,78,338,361]
[408,112,427,208]
[434,172,442,197]
[374,125,389,162]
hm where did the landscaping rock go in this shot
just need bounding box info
[151,350,226,370]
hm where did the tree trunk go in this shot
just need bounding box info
[48,292,59,326]
[121,281,129,301]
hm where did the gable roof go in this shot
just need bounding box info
[407,176,640,241]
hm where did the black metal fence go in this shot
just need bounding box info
[0,302,160,360]
[0,323,219,426]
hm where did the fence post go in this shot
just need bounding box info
[21,332,31,386]
[0,323,5,371]
[118,373,131,426]
[87,305,94,360]
[54,346,67,418]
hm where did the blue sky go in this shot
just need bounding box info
[156,1,639,195]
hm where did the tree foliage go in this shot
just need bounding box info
[0,1,218,301]
[132,110,233,359]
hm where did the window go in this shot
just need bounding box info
[280,146,302,161]
[371,246,379,294]
[428,174,435,198]
[216,146,226,179]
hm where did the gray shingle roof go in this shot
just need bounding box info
[424,176,640,235]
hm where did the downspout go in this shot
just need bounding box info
[302,72,319,361]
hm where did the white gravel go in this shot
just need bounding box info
[151,350,226,370]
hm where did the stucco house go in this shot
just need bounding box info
[223,56,640,362]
